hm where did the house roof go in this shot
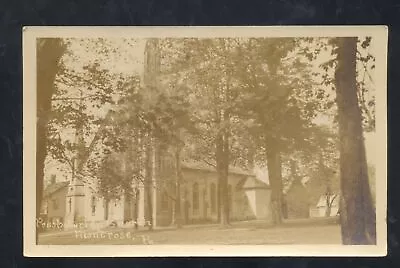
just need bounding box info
[181,161,254,176]
[43,181,69,198]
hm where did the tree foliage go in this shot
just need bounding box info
[42,35,377,242]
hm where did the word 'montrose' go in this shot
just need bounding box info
[74,230,154,244]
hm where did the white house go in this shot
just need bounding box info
[309,194,340,218]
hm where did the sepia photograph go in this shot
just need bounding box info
[23,26,387,256]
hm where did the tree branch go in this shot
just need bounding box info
[202,159,217,168]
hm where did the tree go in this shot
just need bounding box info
[163,38,254,225]
[36,38,67,241]
[40,38,142,230]
[46,37,140,185]
[234,38,322,224]
[298,36,377,243]
[90,38,195,229]
[334,37,376,244]
[47,65,136,186]
[162,37,324,226]
[292,125,340,217]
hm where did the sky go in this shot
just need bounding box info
[63,38,146,75]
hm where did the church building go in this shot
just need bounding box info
[42,38,273,230]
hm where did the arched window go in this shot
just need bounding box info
[161,191,169,211]
[104,199,109,220]
[228,184,233,211]
[68,198,72,213]
[210,183,216,213]
[193,183,199,213]
[91,196,96,216]
[52,199,59,210]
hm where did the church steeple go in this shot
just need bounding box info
[143,38,161,89]
[64,92,87,228]
[140,38,162,228]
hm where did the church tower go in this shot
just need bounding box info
[135,38,162,228]
[143,38,161,88]
[64,98,87,229]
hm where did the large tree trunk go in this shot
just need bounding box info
[266,143,283,225]
[335,37,376,244]
[223,131,230,224]
[36,39,65,243]
[133,187,139,229]
[145,135,154,231]
[217,178,221,223]
[216,131,230,226]
[174,146,183,228]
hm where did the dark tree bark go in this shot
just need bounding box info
[36,39,66,243]
[222,130,230,223]
[174,145,183,228]
[266,142,284,225]
[217,178,221,223]
[216,131,230,226]
[133,187,139,229]
[144,135,154,231]
[335,37,376,244]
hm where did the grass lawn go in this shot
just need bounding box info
[38,218,342,245]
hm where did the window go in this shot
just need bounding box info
[68,198,72,213]
[161,158,165,171]
[91,196,96,216]
[50,174,56,184]
[202,188,207,210]
[104,199,109,220]
[210,183,216,213]
[52,199,58,210]
[228,184,233,211]
[161,191,169,211]
[193,183,199,213]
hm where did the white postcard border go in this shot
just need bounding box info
[23,26,388,257]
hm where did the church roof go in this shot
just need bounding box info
[241,176,270,189]
[43,181,69,198]
[181,161,254,176]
